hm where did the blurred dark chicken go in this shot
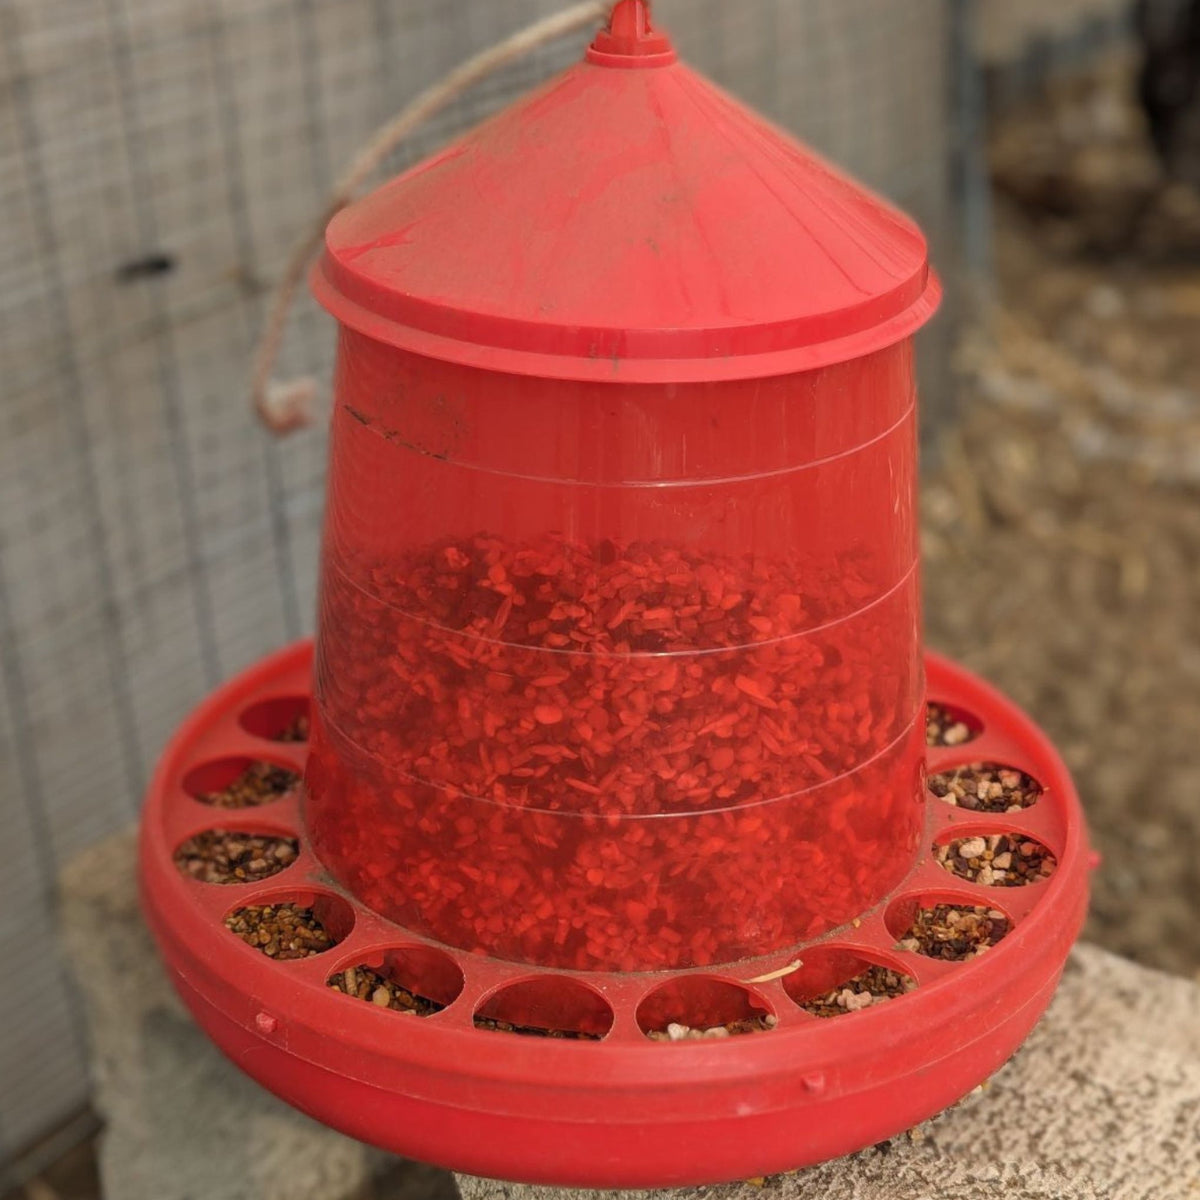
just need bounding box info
[1137,0,1200,187]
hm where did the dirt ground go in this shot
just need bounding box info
[924,54,1200,979]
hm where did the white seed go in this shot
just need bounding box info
[958,837,987,858]
[371,987,391,1007]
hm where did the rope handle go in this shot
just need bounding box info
[250,0,611,433]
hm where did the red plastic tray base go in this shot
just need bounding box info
[139,642,1089,1189]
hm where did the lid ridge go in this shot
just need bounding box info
[313,39,940,384]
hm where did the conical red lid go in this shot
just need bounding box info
[312,1,940,383]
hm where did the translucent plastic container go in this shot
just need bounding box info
[304,10,939,971]
[305,331,925,971]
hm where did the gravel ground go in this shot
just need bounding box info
[924,54,1200,979]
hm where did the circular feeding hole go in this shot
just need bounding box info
[782,948,916,1018]
[636,977,775,1041]
[928,762,1041,812]
[887,895,1011,962]
[935,831,1057,887]
[925,701,981,748]
[239,696,310,743]
[184,757,300,808]
[473,977,613,1040]
[328,946,464,1017]
[224,894,352,960]
[174,829,298,884]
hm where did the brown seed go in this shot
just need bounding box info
[474,1015,603,1040]
[898,904,1009,960]
[925,703,978,747]
[936,834,1056,887]
[646,1012,776,1041]
[175,831,300,885]
[327,966,445,1016]
[199,761,300,809]
[225,903,334,960]
[799,965,916,1018]
[276,713,310,743]
[929,763,1041,813]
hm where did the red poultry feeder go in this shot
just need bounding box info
[140,2,1090,1188]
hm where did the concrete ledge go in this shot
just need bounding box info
[58,829,455,1200]
[60,829,1200,1200]
[456,943,1200,1199]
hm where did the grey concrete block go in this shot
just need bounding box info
[61,827,1200,1200]
[456,943,1200,1200]
[58,829,457,1200]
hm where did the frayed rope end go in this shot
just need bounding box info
[257,377,318,435]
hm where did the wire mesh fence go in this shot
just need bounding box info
[978,0,1132,64]
[0,0,957,1162]
[977,0,1135,114]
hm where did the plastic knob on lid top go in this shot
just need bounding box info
[587,0,676,65]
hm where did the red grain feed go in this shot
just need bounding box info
[307,532,924,972]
